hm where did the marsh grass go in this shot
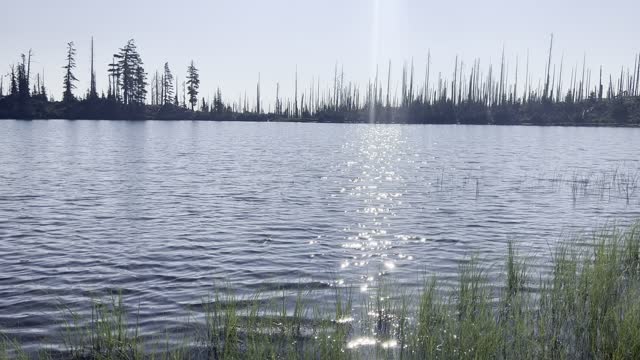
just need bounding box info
[0,334,28,360]
[55,293,144,359]
[434,166,639,205]
[560,168,639,204]
[4,223,640,359]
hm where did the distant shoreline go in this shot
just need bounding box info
[2,93,640,127]
[4,36,640,128]
[2,118,640,128]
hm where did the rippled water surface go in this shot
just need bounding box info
[1,120,639,350]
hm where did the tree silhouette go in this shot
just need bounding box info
[2,36,640,125]
[114,40,147,105]
[213,88,224,113]
[107,56,120,100]
[162,63,174,106]
[174,77,179,106]
[62,41,78,102]
[9,65,17,96]
[103,41,147,105]
[133,60,148,104]
[186,61,199,110]
[88,37,98,99]
[18,51,31,101]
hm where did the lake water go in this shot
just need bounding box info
[1,120,639,351]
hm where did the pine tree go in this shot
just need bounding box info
[186,61,200,110]
[117,40,140,105]
[162,63,174,105]
[10,65,18,96]
[213,88,224,113]
[133,61,148,104]
[200,96,207,112]
[17,54,30,99]
[109,40,147,105]
[62,41,78,102]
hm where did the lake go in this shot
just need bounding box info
[1,120,639,352]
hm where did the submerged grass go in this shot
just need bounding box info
[4,223,640,359]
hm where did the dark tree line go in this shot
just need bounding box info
[1,36,640,125]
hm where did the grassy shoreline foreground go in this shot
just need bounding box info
[3,223,640,359]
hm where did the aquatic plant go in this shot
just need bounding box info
[3,223,640,359]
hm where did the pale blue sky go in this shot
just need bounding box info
[2,0,639,105]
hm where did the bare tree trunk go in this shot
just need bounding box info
[543,34,553,100]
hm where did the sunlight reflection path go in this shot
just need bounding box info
[339,126,410,290]
[333,125,411,350]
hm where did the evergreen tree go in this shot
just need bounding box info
[133,63,148,104]
[17,54,30,99]
[200,96,207,112]
[115,40,147,105]
[162,62,174,105]
[186,61,200,110]
[10,65,18,96]
[40,69,47,99]
[108,40,147,105]
[213,88,224,113]
[62,41,78,102]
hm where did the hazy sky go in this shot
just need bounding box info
[2,0,639,105]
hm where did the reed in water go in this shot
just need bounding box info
[2,222,640,359]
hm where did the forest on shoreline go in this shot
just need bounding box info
[2,36,640,125]
[1,92,639,126]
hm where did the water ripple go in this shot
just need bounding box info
[0,121,639,350]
